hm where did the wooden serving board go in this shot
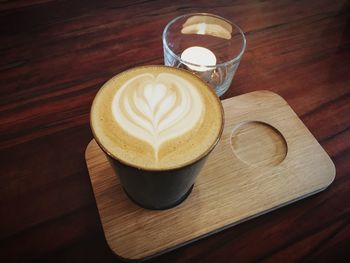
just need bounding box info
[85,90,335,261]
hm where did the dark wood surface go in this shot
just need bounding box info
[1,0,349,262]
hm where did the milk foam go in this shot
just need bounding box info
[112,73,204,160]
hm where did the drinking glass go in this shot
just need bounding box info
[163,13,246,97]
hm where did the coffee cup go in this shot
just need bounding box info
[90,65,224,209]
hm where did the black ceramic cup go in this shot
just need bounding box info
[90,66,224,210]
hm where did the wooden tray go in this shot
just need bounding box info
[85,90,335,261]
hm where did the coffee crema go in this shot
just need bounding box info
[91,66,223,170]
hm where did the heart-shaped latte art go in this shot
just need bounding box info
[112,73,204,160]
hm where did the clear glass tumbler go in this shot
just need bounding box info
[162,13,246,97]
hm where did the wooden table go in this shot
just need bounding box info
[1,0,349,262]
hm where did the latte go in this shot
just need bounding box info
[91,66,223,170]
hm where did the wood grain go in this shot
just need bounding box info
[1,0,349,262]
[86,91,335,261]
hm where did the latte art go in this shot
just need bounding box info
[91,66,223,170]
[112,73,204,160]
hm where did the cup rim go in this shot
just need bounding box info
[162,12,247,69]
[90,65,225,172]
